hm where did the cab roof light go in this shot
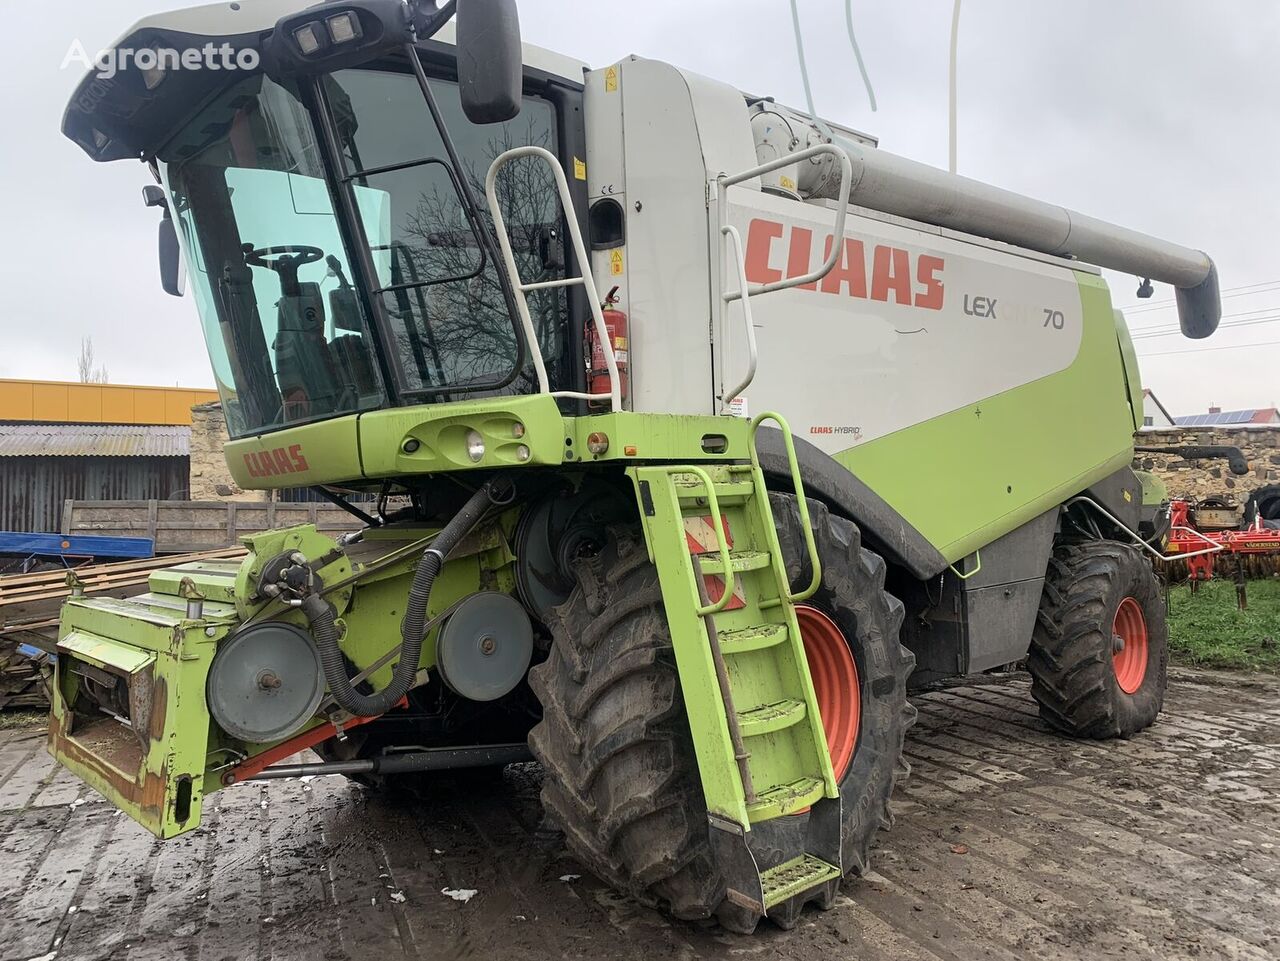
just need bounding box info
[293,22,326,57]
[326,12,364,45]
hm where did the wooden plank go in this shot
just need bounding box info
[146,500,159,542]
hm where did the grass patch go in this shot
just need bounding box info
[1167,578,1280,672]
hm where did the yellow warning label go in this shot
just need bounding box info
[779,175,797,193]
[573,157,587,181]
[614,335,628,351]
[605,66,619,92]
[610,250,624,276]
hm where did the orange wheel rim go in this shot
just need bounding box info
[796,605,860,780]
[1112,597,1149,695]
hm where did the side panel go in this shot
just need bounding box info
[584,58,758,415]
[718,187,1133,563]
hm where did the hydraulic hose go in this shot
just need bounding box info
[302,478,509,717]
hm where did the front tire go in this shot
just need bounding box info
[1028,541,1168,738]
[528,494,914,926]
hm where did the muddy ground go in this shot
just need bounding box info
[1,668,1277,961]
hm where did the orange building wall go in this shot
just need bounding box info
[0,379,220,426]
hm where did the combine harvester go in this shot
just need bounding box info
[55,0,1221,931]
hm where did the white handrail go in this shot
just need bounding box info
[717,144,853,298]
[714,143,853,410]
[484,146,622,410]
[718,225,758,414]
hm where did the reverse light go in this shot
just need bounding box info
[466,430,486,463]
[326,12,364,44]
[293,23,324,56]
[516,445,531,463]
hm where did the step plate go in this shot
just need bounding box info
[760,854,842,909]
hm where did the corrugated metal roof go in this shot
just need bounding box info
[0,424,190,458]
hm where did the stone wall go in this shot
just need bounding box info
[1133,426,1280,503]
[188,401,269,502]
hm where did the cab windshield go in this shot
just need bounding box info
[159,65,566,437]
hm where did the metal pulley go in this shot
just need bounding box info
[207,621,326,743]
[435,592,534,702]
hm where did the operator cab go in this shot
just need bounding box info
[64,1,587,438]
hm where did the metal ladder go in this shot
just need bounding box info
[629,412,845,927]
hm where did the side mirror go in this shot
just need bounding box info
[144,185,185,297]
[158,216,185,297]
[456,0,523,124]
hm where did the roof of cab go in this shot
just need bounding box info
[104,0,588,83]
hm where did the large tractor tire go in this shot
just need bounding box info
[1028,541,1167,739]
[1243,484,1280,526]
[528,493,914,928]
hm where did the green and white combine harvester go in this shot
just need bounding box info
[56,0,1220,932]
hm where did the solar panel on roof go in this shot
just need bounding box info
[1174,409,1260,427]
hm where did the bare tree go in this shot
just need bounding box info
[76,338,109,384]
[393,118,567,390]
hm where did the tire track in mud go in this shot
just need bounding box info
[2,668,1278,961]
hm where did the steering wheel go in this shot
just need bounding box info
[244,245,325,272]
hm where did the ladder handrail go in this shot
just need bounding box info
[749,412,822,603]
[484,145,622,410]
[662,466,737,617]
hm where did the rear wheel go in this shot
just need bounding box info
[528,494,914,928]
[1028,541,1167,738]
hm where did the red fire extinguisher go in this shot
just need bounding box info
[588,285,629,406]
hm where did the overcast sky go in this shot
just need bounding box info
[3,1,1277,416]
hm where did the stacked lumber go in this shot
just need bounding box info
[0,545,247,650]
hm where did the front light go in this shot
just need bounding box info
[466,430,486,463]
[293,22,324,55]
[327,12,364,44]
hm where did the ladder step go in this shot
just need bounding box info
[747,776,827,821]
[737,698,806,737]
[674,477,756,504]
[717,623,789,655]
[759,854,842,909]
[696,550,771,576]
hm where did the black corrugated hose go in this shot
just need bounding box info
[302,478,509,717]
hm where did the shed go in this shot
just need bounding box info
[0,424,190,534]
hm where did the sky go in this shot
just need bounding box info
[2,0,1277,417]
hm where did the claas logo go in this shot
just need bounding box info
[743,218,944,310]
[243,445,310,478]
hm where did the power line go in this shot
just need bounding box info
[1117,278,1280,314]
[1130,312,1280,341]
[1138,338,1280,358]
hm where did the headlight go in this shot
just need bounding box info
[466,430,486,463]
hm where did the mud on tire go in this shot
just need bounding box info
[1028,540,1167,739]
[527,494,915,924]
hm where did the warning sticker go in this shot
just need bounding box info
[683,515,746,611]
[573,157,587,181]
[610,249,624,276]
[605,66,619,92]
